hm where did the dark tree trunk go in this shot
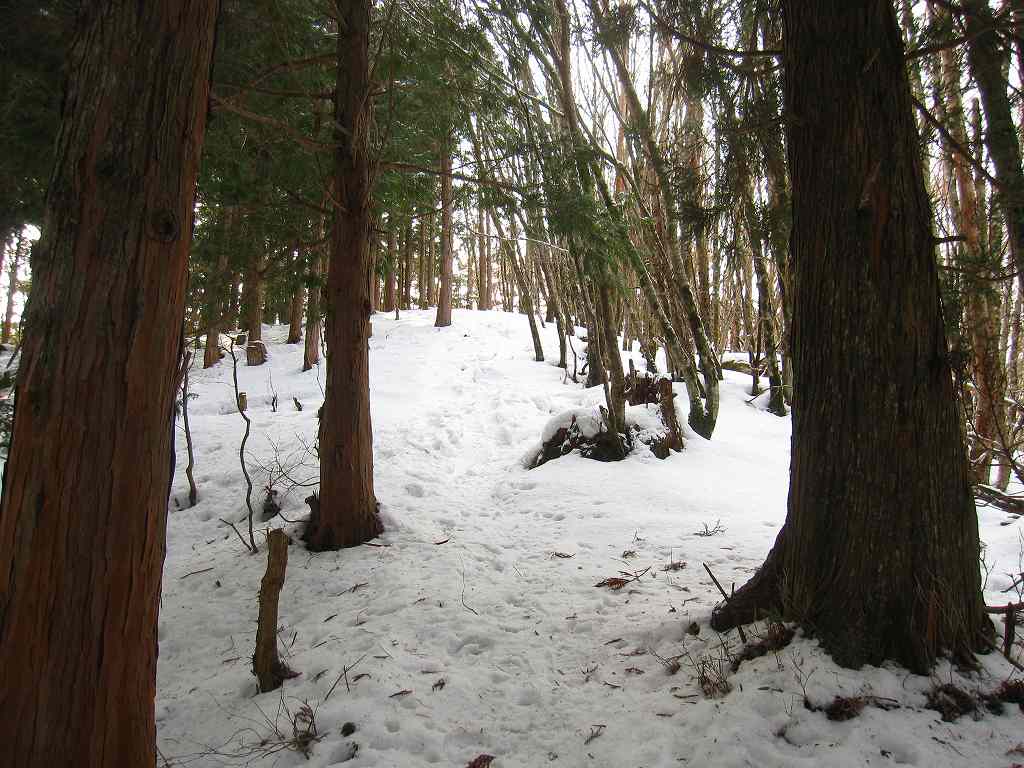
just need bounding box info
[286,260,304,344]
[711,0,988,672]
[241,252,264,344]
[384,226,397,313]
[418,216,428,309]
[203,248,229,368]
[253,529,292,692]
[302,252,323,371]
[435,146,454,327]
[402,217,413,310]
[0,2,218,764]
[306,0,382,551]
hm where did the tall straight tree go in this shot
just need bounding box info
[435,144,455,327]
[305,0,382,550]
[0,2,219,764]
[711,0,988,671]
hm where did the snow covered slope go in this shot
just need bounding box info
[158,309,1023,768]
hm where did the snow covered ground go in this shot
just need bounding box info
[158,309,1024,768]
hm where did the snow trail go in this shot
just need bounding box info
[158,309,1024,768]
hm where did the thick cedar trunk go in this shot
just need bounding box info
[712,0,987,672]
[241,252,264,344]
[306,0,382,551]
[0,2,218,765]
[435,147,454,327]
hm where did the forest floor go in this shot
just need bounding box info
[158,309,1024,768]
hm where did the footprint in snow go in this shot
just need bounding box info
[405,483,426,498]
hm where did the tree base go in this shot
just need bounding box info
[302,492,383,551]
[709,543,785,632]
[246,341,267,366]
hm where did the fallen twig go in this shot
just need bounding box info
[324,653,366,700]
[179,567,214,580]
[703,563,748,643]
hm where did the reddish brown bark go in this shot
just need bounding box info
[0,2,219,765]
[241,251,265,346]
[306,0,381,551]
[711,0,987,672]
[303,249,324,372]
[253,529,293,692]
[435,146,454,327]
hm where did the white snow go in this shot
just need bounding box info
[158,309,1024,768]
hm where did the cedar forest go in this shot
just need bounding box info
[2,1,1024,766]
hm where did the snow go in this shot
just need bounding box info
[158,309,1023,768]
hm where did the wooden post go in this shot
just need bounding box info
[253,529,294,692]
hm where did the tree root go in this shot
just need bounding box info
[709,544,785,632]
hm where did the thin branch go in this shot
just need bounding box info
[911,95,1003,191]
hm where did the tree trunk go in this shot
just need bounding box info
[2,236,22,344]
[435,146,454,327]
[479,207,490,310]
[302,252,323,372]
[241,252,265,344]
[963,0,1024,284]
[286,257,304,344]
[402,217,413,310]
[253,529,292,692]
[711,0,988,672]
[0,2,218,764]
[307,0,382,551]
[418,215,428,309]
[384,226,397,313]
[203,247,230,368]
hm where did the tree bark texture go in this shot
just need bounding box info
[711,0,987,672]
[435,146,454,327]
[253,529,291,692]
[307,0,382,551]
[0,2,219,765]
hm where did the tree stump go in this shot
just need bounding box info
[656,377,684,454]
[253,529,295,692]
[237,392,247,412]
[246,340,267,366]
[624,365,659,406]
